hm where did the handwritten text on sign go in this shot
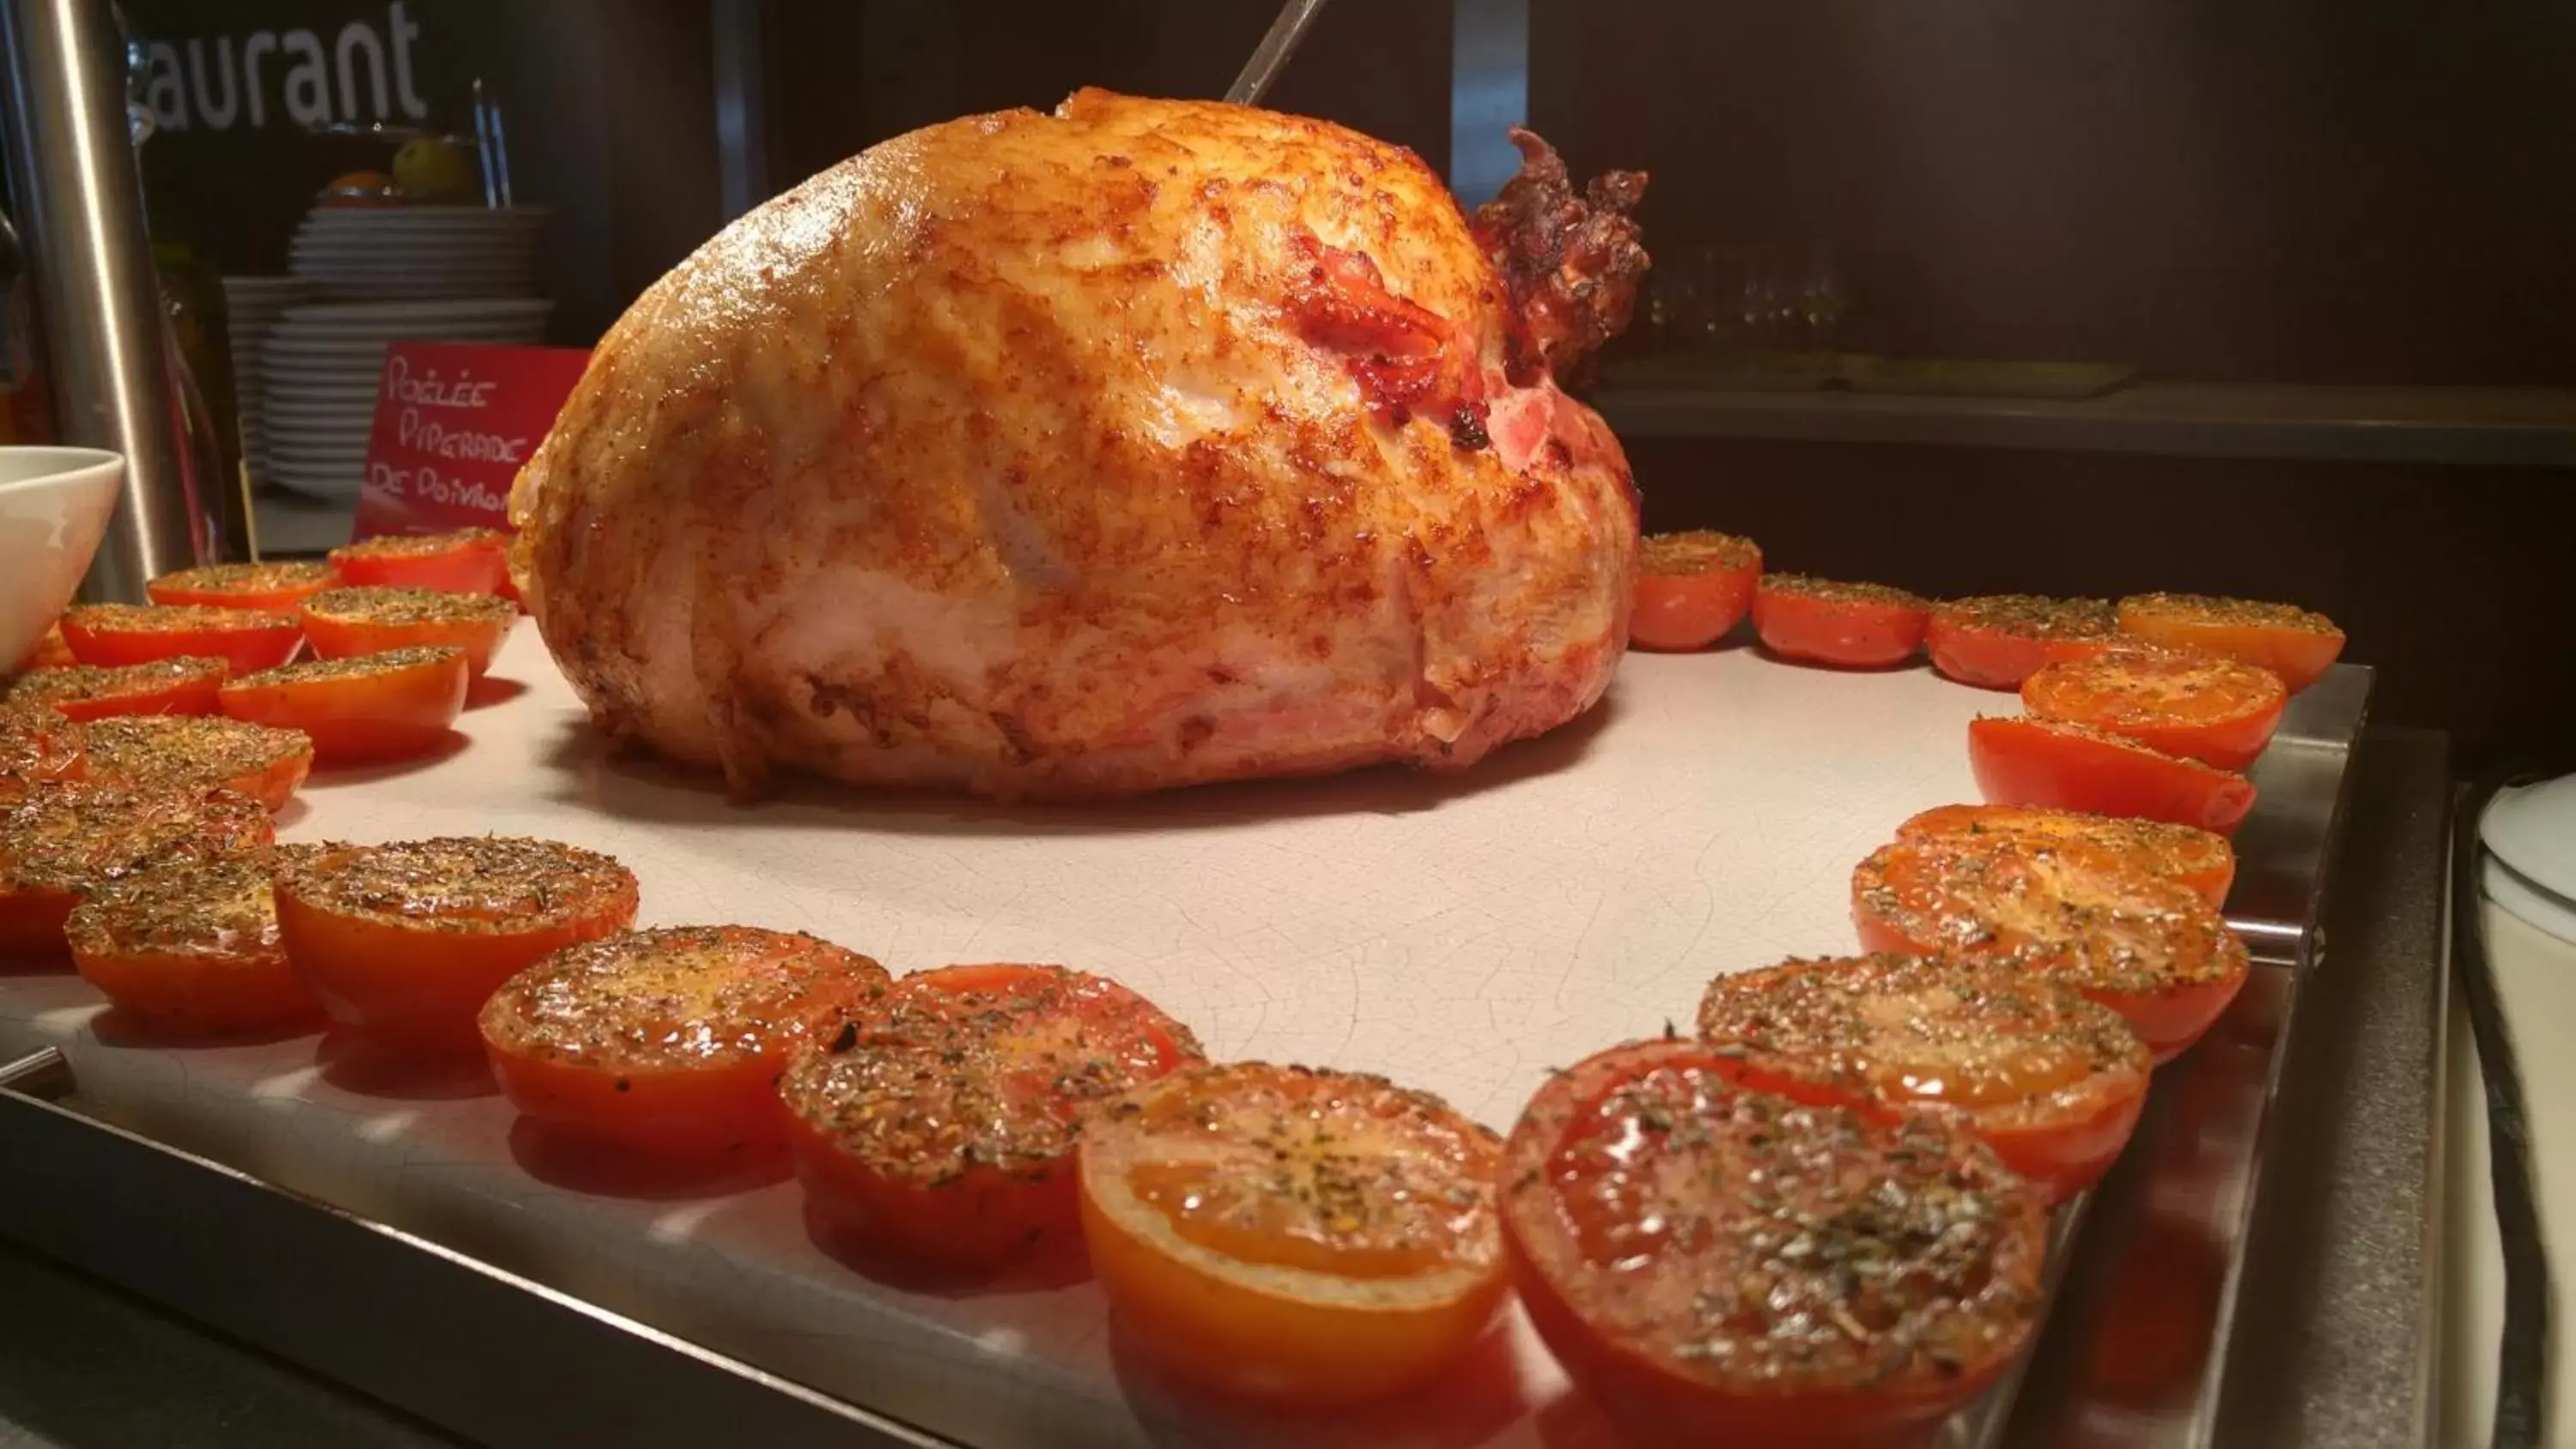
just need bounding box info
[353,341,591,542]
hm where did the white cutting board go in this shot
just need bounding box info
[0,621,1996,1448]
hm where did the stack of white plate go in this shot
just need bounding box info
[219,276,313,488]
[286,206,548,300]
[260,298,554,500]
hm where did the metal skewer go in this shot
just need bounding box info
[1224,0,1331,106]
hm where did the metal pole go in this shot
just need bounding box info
[0,0,203,599]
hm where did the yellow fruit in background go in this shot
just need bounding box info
[392,139,478,204]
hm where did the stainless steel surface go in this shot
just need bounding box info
[0,1044,68,1098]
[1224,0,1331,106]
[0,1076,954,1449]
[0,0,204,597]
[2225,664,2375,967]
[1448,0,1530,208]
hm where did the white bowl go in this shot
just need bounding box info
[0,446,122,666]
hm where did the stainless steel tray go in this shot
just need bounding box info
[0,646,2374,1448]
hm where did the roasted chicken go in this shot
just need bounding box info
[510,89,1647,798]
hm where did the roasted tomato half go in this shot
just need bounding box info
[1631,531,1762,652]
[1502,1039,2047,1448]
[0,783,271,957]
[146,561,339,613]
[58,603,302,676]
[778,962,1204,1269]
[216,646,468,763]
[480,926,890,1158]
[5,658,228,721]
[301,586,516,680]
[2020,648,2285,771]
[329,528,511,596]
[1752,575,1931,669]
[1696,954,2150,1201]
[1079,1061,1507,1407]
[0,703,87,797]
[1924,595,2119,690]
[275,837,640,1054]
[82,716,313,813]
[1897,803,2236,909]
[1852,834,2251,1060]
[66,848,319,1036]
[1968,715,2257,835]
[2115,592,2345,694]
[16,621,74,670]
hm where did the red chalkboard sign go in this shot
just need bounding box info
[352,341,591,541]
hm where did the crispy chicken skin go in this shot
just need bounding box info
[510,89,1648,799]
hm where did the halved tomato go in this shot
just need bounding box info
[274,836,640,1054]
[0,783,271,957]
[145,561,337,613]
[1078,1061,1506,1406]
[81,716,313,812]
[0,703,87,797]
[480,926,890,1159]
[1968,715,2257,835]
[301,587,514,679]
[778,962,1204,1269]
[1752,574,1931,669]
[1631,531,1761,652]
[1696,954,2149,1201]
[1501,1039,2047,1448]
[58,603,301,676]
[1925,594,2119,690]
[16,621,74,670]
[66,848,319,1036]
[329,528,511,595]
[5,658,228,721]
[2116,592,2345,694]
[2020,648,2286,771]
[1897,803,2236,908]
[216,646,467,763]
[1852,834,2252,1060]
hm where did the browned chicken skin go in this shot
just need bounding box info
[510,90,1649,799]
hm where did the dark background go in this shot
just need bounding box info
[96,0,2576,772]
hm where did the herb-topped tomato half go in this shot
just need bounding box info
[1696,955,2149,1201]
[778,962,1204,1269]
[329,528,510,596]
[5,658,228,721]
[480,926,890,1159]
[2020,647,2285,771]
[67,848,319,1036]
[0,704,87,797]
[82,716,313,813]
[1924,595,2118,690]
[1898,803,2236,909]
[217,646,468,763]
[1078,1062,1506,1407]
[301,587,514,679]
[1502,1039,2046,1449]
[2116,592,2345,694]
[58,603,301,676]
[145,561,337,613]
[0,783,271,957]
[1752,574,1931,669]
[1969,715,2257,835]
[1631,530,1761,652]
[274,837,640,1054]
[1852,834,2251,1061]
